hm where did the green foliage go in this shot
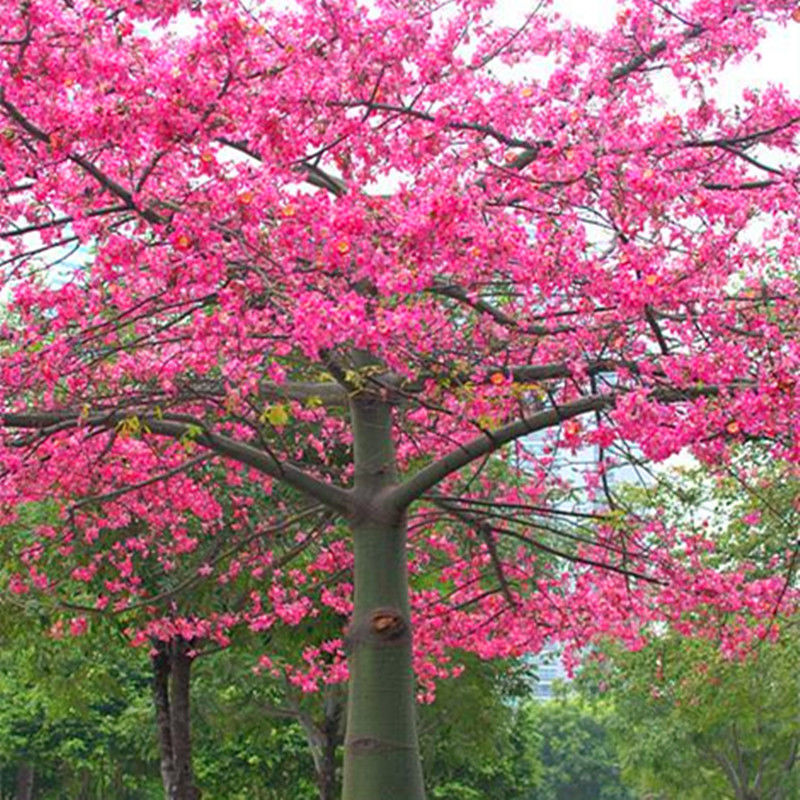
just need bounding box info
[524,698,637,800]
[0,614,326,799]
[578,453,800,800]
[4,449,794,799]
[189,646,320,800]
[420,658,540,800]
[0,619,161,799]
[419,657,634,800]
[581,632,800,800]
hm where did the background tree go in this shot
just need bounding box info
[522,698,637,800]
[581,631,799,800]
[578,454,799,800]
[0,614,162,800]
[417,657,539,800]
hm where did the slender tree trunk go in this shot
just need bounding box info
[78,766,90,800]
[152,639,201,800]
[152,644,177,798]
[317,739,338,800]
[317,688,343,800]
[297,686,345,800]
[169,640,201,800]
[342,395,425,800]
[13,763,33,800]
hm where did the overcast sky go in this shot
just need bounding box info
[493,0,800,108]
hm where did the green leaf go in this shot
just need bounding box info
[260,404,290,426]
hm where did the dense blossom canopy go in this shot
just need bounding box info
[0,0,798,690]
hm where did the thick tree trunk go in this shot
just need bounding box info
[151,639,201,800]
[342,396,425,800]
[13,763,33,800]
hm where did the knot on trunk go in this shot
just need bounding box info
[371,608,406,639]
[346,607,409,649]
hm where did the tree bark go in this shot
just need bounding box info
[318,736,338,800]
[342,395,426,800]
[13,763,33,800]
[169,640,201,800]
[153,644,177,798]
[317,688,343,800]
[298,687,344,800]
[151,639,201,800]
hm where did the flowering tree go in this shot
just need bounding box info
[0,0,798,797]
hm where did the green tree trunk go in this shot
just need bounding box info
[342,395,425,800]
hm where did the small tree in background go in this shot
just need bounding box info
[579,457,799,800]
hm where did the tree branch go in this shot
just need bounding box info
[0,91,166,225]
[389,394,610,510]
[490,522,664,584]
[1,411,353,516]
[609,24,704,83]
[216,136,347,196]
[433,498,519,607]
[67,454,212,512]
[390,380,738,510]
[430,281,574,335]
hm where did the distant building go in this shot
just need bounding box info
[532,645,569,700]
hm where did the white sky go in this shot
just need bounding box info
[495,0,800,107]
